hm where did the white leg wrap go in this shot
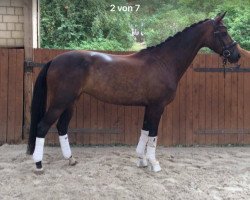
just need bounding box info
[33,137,45,163]
[146,136,161,172]
[59,134,72,159]
[136,130,149,167]
[136,130,149,157]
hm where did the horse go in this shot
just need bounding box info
[27,12,240,174]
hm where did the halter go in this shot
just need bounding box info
[213,20,237,76]
[213,21,237,60]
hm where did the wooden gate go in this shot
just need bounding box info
[27,49,250,146]
[0,48,24,144]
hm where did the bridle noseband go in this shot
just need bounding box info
[213,20,237,62]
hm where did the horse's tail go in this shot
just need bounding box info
[27,60,52,155]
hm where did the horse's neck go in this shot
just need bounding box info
[237,44,250,58]
[151,25,205,80]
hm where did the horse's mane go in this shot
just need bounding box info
[139,18,210,53]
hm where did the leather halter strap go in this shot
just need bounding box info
[213,21,237,59]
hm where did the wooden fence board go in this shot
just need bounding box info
[205,54,213,145]
[211,55,219,145]
[0,49,23,144]
[198,54,206,145]
[185,67,193,145]
[0,49,8,143]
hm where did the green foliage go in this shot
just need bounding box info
[209,1,250,49]
[40,0,134,50]
[133,0,250,50]
[40,0,250,50]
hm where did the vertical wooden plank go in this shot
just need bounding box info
[97,100,105,144]
[185,66,193,146]
[110,104,118,144]
[15,49,24,142]
[0,49,8,144]
[179,73,187,145]
[124,106,132,144]
[137,106,144,142]
[157,113,163,145]
[163,103,173,146]
[230,62,239,144]
[224,60,232,145]
[103,102,111,144]
[76,94,84,145]
[205,54,213,145]
[83,94,91,145]
[130,106,139,144]
[90,97,98,144]
[117,105,125,144]
[243,57,250,144]
[237,58,245,144]
[218,56,225,145]
[23,0,34,137]
[7,49,17,143]
[211,55,219,145]
[198,54,206,145]
[172,85,180,146]
[192,55,200,145]
[161,104,172,146]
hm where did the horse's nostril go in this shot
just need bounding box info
[238,54,241,59]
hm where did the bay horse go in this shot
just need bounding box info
[27,13,240,174]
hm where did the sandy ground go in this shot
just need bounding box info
[0,144,249,200]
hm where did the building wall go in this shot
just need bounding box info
[0,0,24,47]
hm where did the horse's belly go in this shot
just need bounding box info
[84,83,148,106]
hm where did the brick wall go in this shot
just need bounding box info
[0,0,24,47]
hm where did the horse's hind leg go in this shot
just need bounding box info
[33,104,67,174]
[136,105,164,172]
[56,104,77,166]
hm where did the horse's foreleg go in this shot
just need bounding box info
[136,105,164,172]
[56,104,77,166]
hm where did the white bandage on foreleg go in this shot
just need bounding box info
[146,136,158,161]
[33,137,45,163]
[59,134,72,159]
[136,130,149,157]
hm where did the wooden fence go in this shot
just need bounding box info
[0,48,250,146]
[0,49,24,144]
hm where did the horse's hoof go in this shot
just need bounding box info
[69,156,77,166]
[147,159,161,172]
[34,168,44,175]
[137,157,148,167]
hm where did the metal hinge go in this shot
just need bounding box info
[24,60,45,72]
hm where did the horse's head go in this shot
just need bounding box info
[205,12,240,63]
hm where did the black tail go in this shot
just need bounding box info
[27,61,52,155]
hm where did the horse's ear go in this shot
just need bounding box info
[215,11,227,24]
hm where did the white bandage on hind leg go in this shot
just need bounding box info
[136,130,149,157]
[33,137,45,163]
[146,136,158,161]
[59,134,72,159]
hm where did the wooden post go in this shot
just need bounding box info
[23,0,38,139]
